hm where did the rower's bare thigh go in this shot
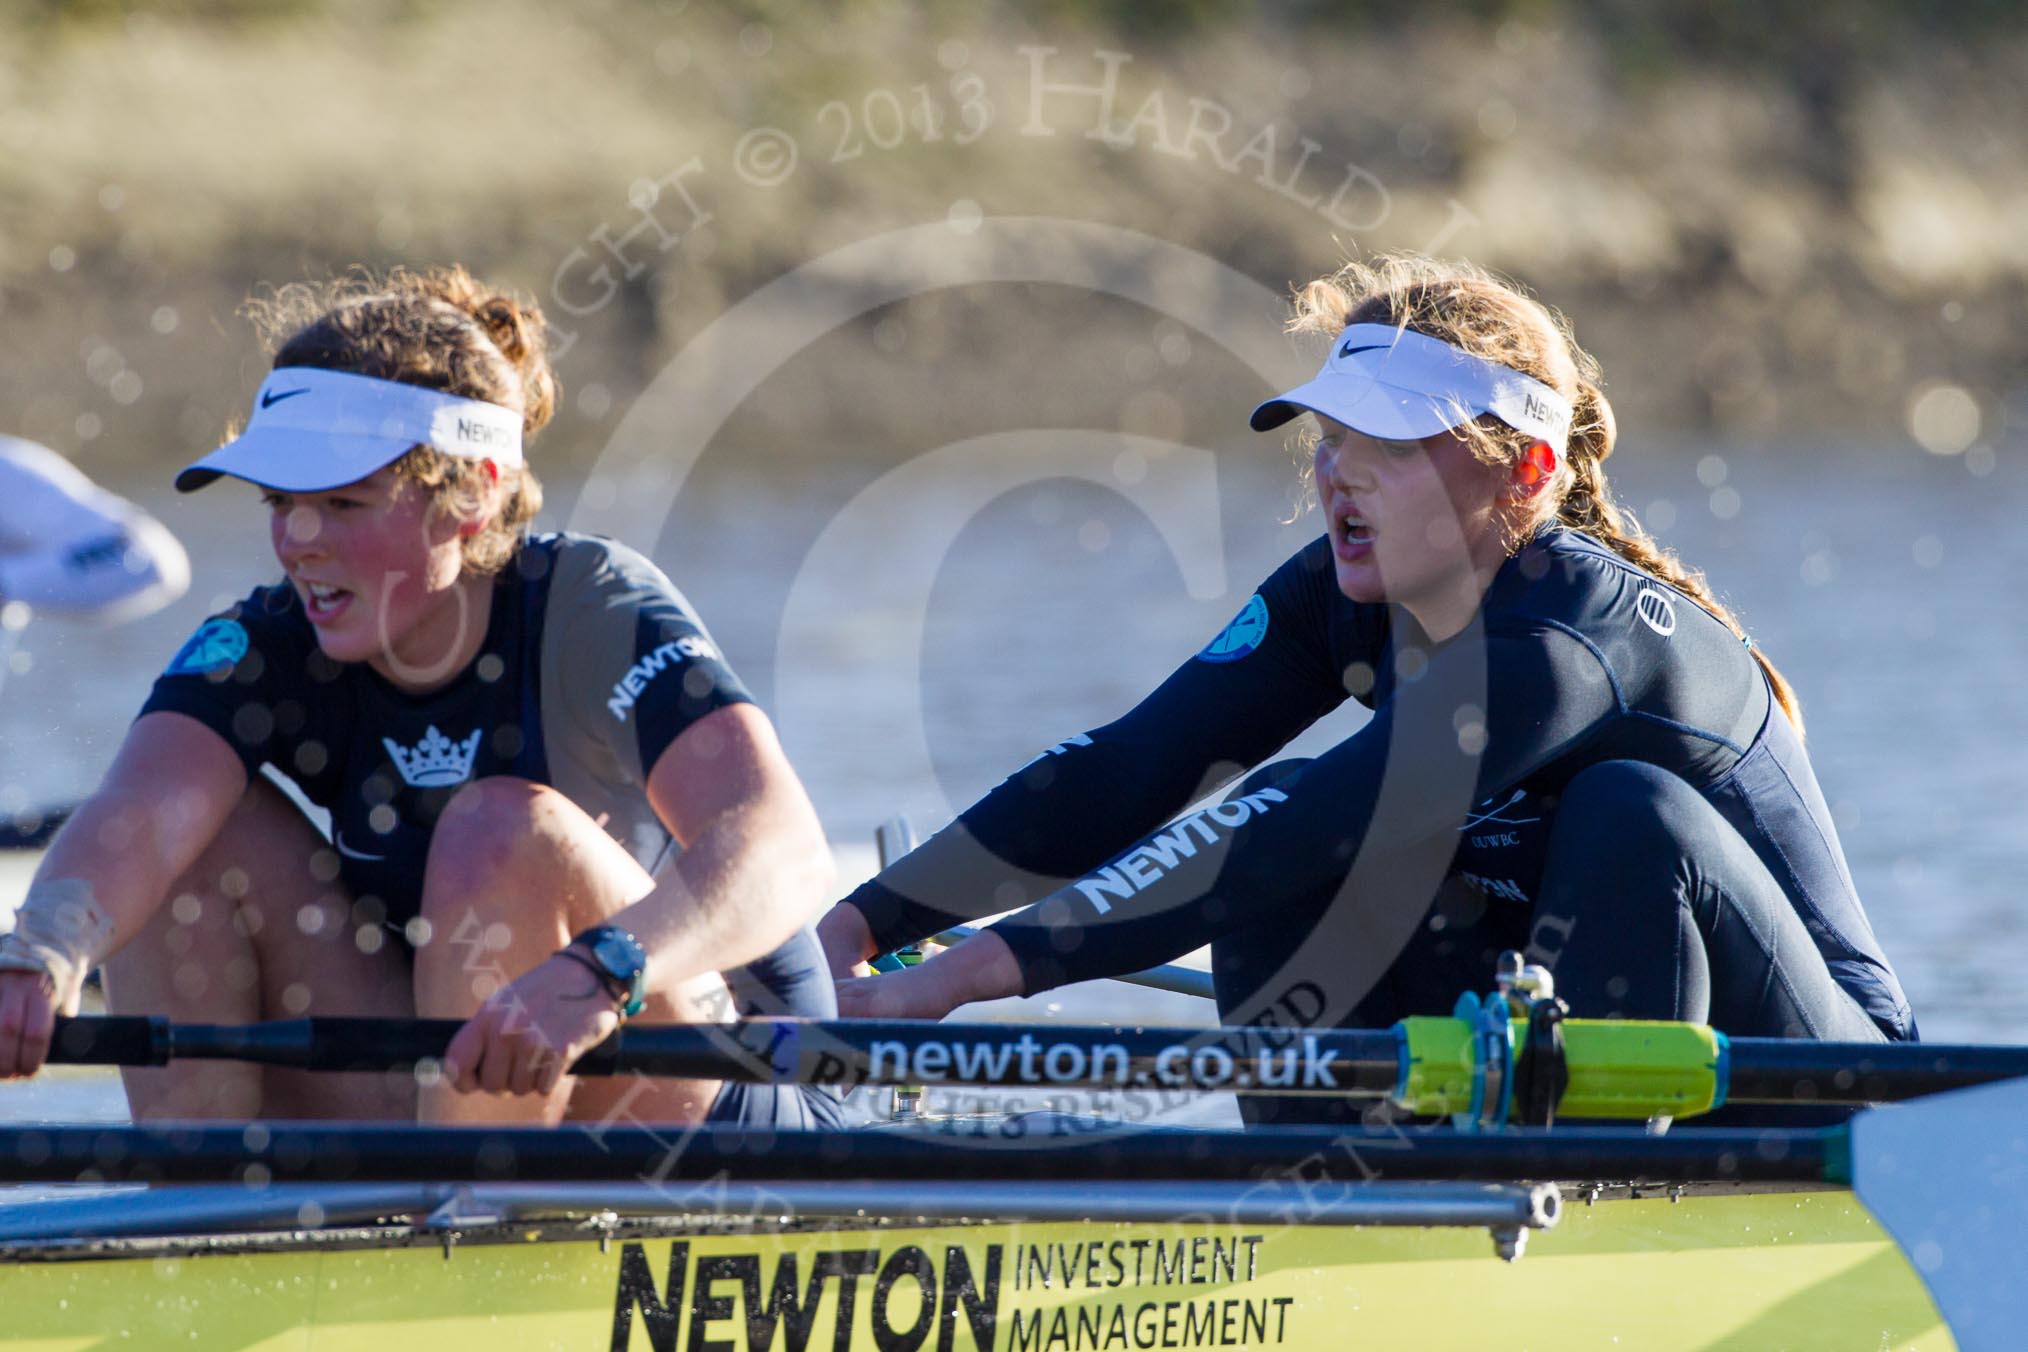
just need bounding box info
[103,774,415,1119]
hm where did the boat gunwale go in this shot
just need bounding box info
[0,1177,1841,1265]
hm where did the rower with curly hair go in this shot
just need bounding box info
[0,267,840,1130]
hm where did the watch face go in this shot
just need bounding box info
[591,929,645,976]
[583,926,648,1017]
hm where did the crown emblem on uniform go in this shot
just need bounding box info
[381,725,483,788]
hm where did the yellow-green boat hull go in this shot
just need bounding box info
[0,1189,1948,1350]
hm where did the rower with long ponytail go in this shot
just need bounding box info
[821,252,1914,1127]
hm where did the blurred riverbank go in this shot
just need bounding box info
[1,2,2024,480]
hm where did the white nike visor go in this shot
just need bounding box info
[1250,323,1572,451]
[176,367,524,493]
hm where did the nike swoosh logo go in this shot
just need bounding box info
[334,831,385,863]
[260,387,310,409]
[1337,342,1388,359]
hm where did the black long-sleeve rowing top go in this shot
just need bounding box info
[844,528,1914,1038]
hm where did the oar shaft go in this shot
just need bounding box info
[47,1017,2028,1111]
[0,1122,1837,1187]
[45,1016,1408,1096]
[1722,1040,2028,1104]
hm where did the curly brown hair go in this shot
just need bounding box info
[1283,253,1803,737]
[242,265,555,575]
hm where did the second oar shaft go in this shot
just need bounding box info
[48,1017,1408,1096]
[1723,1039,2028,1105]
[46,1016,2028,1111]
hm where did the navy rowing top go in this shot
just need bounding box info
[140,532,834,1020]
[846,528,1914,1039]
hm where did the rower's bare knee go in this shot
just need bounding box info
[423,776,561,899]
[423,775,649,919]
[414,776,653,1012]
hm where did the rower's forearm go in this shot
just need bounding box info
[843,739,1207,955]
[31,794,195,952]
[620,805,836,988]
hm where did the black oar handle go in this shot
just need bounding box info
[49,1016,169,1066]
[45,1017,1407,1094]
[183,1018,468,1072]
[47,1017,460,1071]
[44,1017,811,1078]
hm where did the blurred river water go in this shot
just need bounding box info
[1,434,2022,1124]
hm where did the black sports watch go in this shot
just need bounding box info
[566,924,648,1019]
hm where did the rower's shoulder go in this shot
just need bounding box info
[1489,529,1690,632]
[155,578,329,690]
[1251,534,1362,628]
[523,531,713,637]
[1258,534,1343,608]
[522,531,680,594]
[224,578,316,644]
[1247,535,1392,680]
[521,528,641,573]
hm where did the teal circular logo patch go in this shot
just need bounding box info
[165,618,249,676]
[1197,594,1269,664]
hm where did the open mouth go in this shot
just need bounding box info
[301,581,354,623]
[1336,510,1376,546]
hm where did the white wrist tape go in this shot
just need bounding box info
[0,878,113,1010]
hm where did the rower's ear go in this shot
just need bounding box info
[1511,440,1559,497]
[456,460,504,536]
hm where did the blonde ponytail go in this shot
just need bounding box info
[1557,382,1803,737]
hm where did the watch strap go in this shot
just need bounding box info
[556,947,630,1011]
[568,924,648,1019]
